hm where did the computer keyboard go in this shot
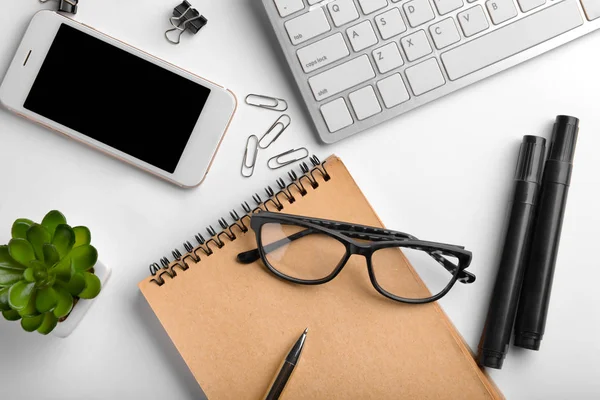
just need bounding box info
[261,0,600,143]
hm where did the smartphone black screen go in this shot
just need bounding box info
[24,24,211,173]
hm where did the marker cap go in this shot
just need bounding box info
[515,136,546,183]
[548,116,579,163]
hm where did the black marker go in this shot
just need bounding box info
[514,116,579,351]
[478,136,546,369]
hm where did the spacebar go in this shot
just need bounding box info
[441,0,583,81]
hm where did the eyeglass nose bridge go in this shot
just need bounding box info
[347,242,372,258]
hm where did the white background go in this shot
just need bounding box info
[0,0,599,399]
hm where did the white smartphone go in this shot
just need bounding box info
[0,11,237,188]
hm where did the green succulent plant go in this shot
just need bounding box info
[0,210,101,335]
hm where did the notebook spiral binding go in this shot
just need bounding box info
[148,155,331,286]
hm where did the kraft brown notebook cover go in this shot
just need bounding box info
[139,155,502,399]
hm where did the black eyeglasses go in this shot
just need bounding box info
[237,212,475,304]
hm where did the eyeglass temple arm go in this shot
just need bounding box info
[237,228,317,264]
[294,216,415,241]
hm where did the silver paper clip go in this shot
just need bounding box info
[245,94,288,112]
[241,135,259,178]
[258,114,291,149]
[165,1,208,45]
[40,0,78,14]
[267,148,309,170]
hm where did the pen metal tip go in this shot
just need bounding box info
[304,328,308,334]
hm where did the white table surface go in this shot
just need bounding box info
[1,1,599,399]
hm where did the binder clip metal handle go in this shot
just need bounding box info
[40,0,78,14]
[165,1,208,45]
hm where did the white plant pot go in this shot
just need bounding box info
[51,260,111,338]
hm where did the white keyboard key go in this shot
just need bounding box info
[405,58,446,95]
[430,18,461,49]
[285,8,331,45]
[309,55,376,101]
[432,0,464,15]
[442,0,583,80]
[308,0,325,4]
[321,98,354,132]
[517,0,545,12]
[486,0,518,25]
[581,0,600,20]
[377,74,410,108]
[328,0,360,27]
[357,0,389,15]
[347,21,379,52]
[400,30,432,62]
[349,86,382,120]
[403,0,435,27]
[373,42,404,73]
[297,33,350,73]
[274,0,305,17]
[375,8,407,39]
[458,5,490,37]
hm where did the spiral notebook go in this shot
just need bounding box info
[138,155,502,399]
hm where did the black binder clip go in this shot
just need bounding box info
[40,0,79,15]
[165,1,208,45]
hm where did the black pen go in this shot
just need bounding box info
[264,328,308,400]
[478,136,546,369]
[514,115,580,351]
